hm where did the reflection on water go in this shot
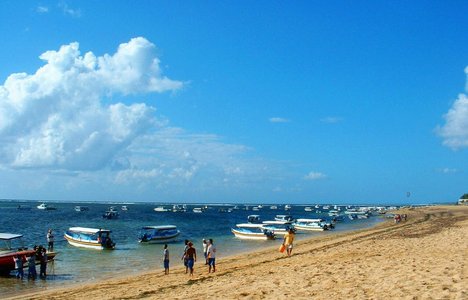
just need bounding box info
[0,201,384,296]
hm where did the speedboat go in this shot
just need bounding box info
[121,205,128,211]
[328,210,340,216]
[247,215,261,223]
[270,205,278,210]
[138,225,180,243]
[293,218,329,231]
[261,221,294,236]
[103,207,119,219]
[275,215,294,222]
[0,233,36,275]
[304,207,313,212]
[154,206,169,212]
[75,206,89,212]
[172,205,186,212]
[193,207,203,213]
[64,227,115,250]
[37,203,56,210]
[284,204,292,211]
[231,224,275,240]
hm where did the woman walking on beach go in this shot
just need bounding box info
[163,244,169,275]
[283,228,295,257]
[185,242,196,277]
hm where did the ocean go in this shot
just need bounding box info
[0,200,385,295]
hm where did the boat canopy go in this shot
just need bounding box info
[262,220,291,225]
[296,218,323,223]
[68,227,111,234]
[236,223,265,228]
[0,233,23,240]
[142,225,177,230]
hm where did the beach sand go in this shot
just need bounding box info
[6,205,467,299]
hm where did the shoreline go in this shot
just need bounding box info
[5,205,468,299]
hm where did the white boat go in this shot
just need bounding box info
[270,205,278,210]
[231,224,275,240]
[154,206,169,212]
[304,207,313,212]
[64,227,115,250]
[193,207,203,213]
[74,206,89,212]
[172,205,186,212]
[103,207,119,219]
[37,203,56,210]
[121,205,128,211]
[328,210,340,216]
[293,218,329,231]
[247,215,261,223]
[284,204,291,211]
[261,221,293,236]
[275,215,294,222]
[252,206,260,211]
[138,225,180,243]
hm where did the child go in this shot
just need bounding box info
[163,244,169,275]
[13,255,24,279]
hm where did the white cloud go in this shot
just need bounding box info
[269,117,290,123]
[436,67,468,149]
[36,6,49,13]
[304,171,327,180]
[59,2,81,17]
[321,116,343,124]
[438,167,457,174]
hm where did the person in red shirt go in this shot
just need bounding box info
[185,242,197,277]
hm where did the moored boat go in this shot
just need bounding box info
[64,227,115,250]
[103,207,119,219]
[154,206,169,212]
[247,214,261,223]
[138,225,180,243]
[0,233,36,275]
[74,206,89,212]
[37,203,56,210]
[261,220,294,235]
[293,218,329,231]
[275,214,294,222]
[231,224,275,240]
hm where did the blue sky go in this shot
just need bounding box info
[0,1,467,205]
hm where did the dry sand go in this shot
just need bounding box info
[6,205,467,300]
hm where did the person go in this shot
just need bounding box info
[163,244,169,275]
[27,252,37,280]
[402,214,407,221]
[202,239,208,265]
[182,240,190,274]
[47,229,54,252]
[207,239,216,273]
[39,247,47,278]
[283,228,295,257]
[394,214,401,224]
[13,254,24,279]
[185,242,197,277]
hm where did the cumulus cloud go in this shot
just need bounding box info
[304,171,327,180]
[437,167,457,174]
[36,6,49,13]
[437,67,468,149]
[59,2,81,17]
[269,117,290,123]
[0,37,182,171]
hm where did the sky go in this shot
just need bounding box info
[0,1,467,205]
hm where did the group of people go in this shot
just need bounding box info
[13,245,49,280]
[394,214,407,223]
[162,238,216,277]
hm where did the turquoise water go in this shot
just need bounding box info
[0,200,384,296]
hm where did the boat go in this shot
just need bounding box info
[103,207,119,219]
[74,206,89,212]
[231,224,275,240]
[275,215,294,222]
[64,227,116,250]
[252,206,260,211]
[172,205,186,212]
[193,207,204,213]
[304,207,313,212]
[261,221,293,236]
[247,215,261,223]
[37,203,56,210]
[270,205,278,210]
[154,206,169,212]
[293,218,329,231]
[138,225,180,243]
[284,204,291,211]
[121,205,128,211]
[328,210,340,216]
[0,233,36,275]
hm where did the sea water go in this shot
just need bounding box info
[0,200,384,296]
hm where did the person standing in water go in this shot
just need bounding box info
[46,229,54,252]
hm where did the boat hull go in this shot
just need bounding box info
[0,250,36,274]
[139,232,180,244]
[293,225,325,231]
[64,233,114,250]
[231,228,275,240]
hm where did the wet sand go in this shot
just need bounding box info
[6,205,467,299]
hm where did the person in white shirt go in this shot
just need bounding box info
[207,239,216,273]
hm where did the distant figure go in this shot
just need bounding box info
[185,242,197,277]
[207,239,216,273]
[182,240,190,274]
[202,239,208,265]
[39,248,47,278]
[47,229,54,252]
[402,214,407,221]
[27,254,37,280]
[394,214,401,224]
[13,255,24,279]
[283,228,295,256]
[163,244,170,275]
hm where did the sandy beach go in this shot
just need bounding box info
[6,205,467,300]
